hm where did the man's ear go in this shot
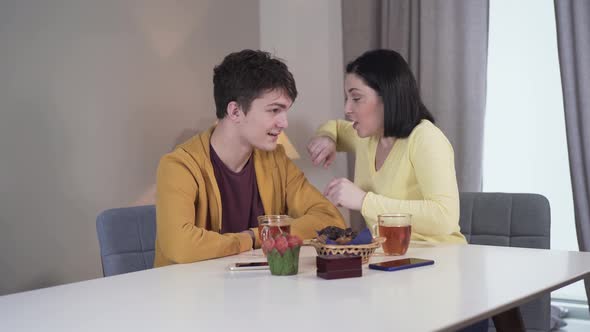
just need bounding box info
[226,101,243,122]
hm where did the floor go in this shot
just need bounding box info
[557,318,590,332]
[552,299,589,332]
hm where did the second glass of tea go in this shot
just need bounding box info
[372,213,412,255]
[257,215,292,255]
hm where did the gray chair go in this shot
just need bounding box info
[459,192,551,332]
[96,205,156,277]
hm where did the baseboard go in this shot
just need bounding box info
[551,298,590,321]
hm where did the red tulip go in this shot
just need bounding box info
[287,234,302,248]
[274,235,289,255]
[262,238,275,255]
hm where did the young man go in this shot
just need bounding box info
[154,50,346,267]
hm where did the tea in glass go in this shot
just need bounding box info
[257,215,292,255]
[373,213,412,255]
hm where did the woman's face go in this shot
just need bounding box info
[344,73,384,138]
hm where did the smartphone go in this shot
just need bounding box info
[368,258,434,272]
[228,261,269,271]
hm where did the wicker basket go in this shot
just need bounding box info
[304,237,385,264]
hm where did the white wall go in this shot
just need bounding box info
[484,0,582,300]
[0,0,260,295]
[259,0,350,224]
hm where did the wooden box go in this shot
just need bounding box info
[316,255,362,280]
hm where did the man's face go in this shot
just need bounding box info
[238,89,292,151]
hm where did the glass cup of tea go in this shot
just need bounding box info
[372,213,412,256]
[257,215,292,255]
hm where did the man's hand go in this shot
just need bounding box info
[241,229,255,249]
[307,136,337,168]
[323,178,367,211]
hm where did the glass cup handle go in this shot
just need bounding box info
[261,226,269,241]
[372,224,379,237]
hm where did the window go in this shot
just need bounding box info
[484,0,582,300]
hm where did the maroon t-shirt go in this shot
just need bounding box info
[210,145,265,234]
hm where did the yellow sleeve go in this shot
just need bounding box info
[155,152,252,264]
[280,151,347,239]
[360,128,460,236]
[316,120,358,153]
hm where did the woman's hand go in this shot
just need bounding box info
[307,136,337,168]
[323,178,367,211]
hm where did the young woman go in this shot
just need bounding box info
[307,49,465,244]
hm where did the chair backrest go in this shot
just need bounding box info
[96,205,156,277]
[459,192,551,332]
[459,192,550,248]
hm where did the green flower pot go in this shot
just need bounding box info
[266,246,301,276]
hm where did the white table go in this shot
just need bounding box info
[2,244,590,332]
